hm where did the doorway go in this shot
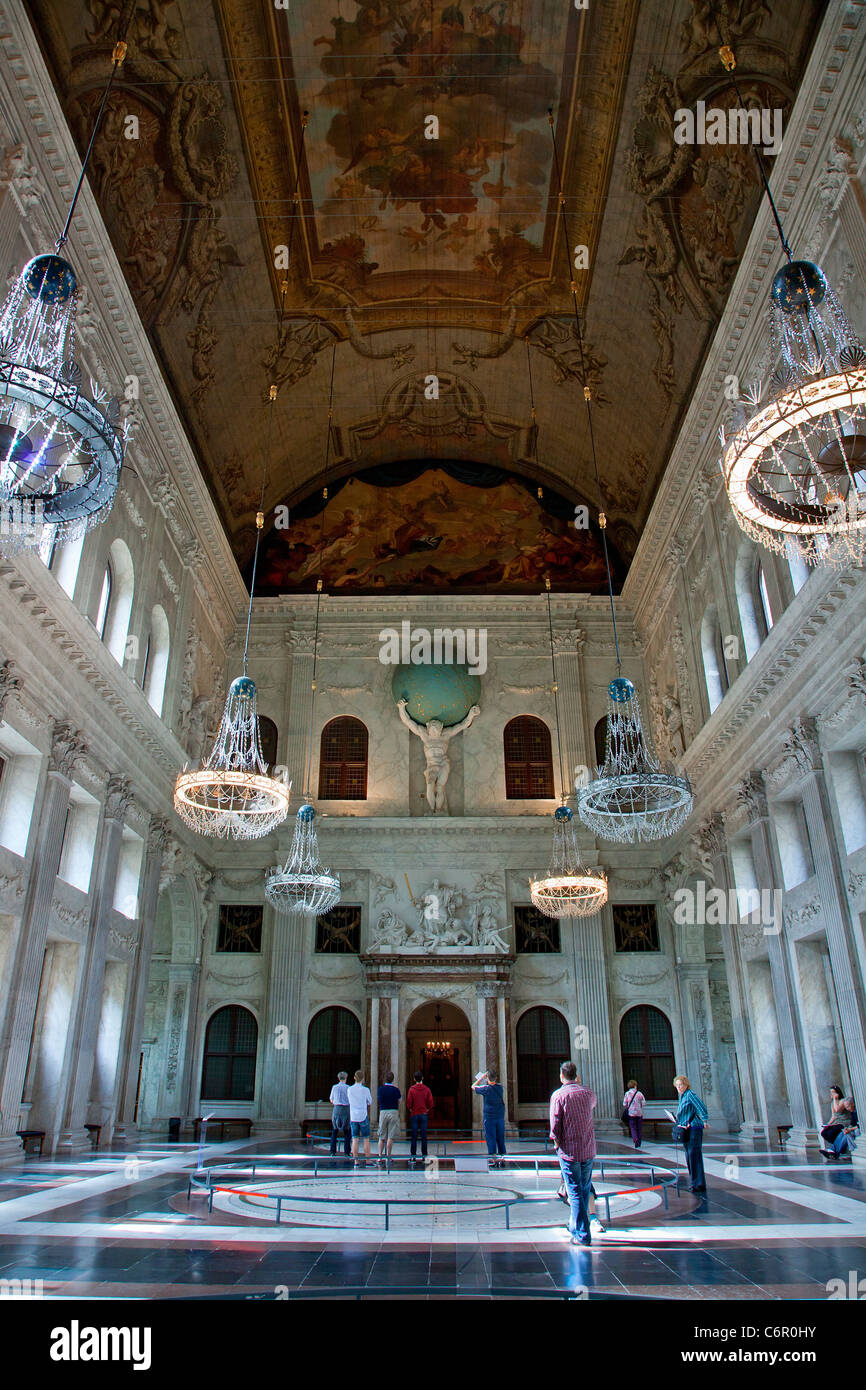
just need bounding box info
[405,1001,472,1131]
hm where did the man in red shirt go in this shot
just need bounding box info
[549,1061,597,1245]
[406,1070,434,1165]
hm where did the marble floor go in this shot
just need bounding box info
[0,1134,863,1300]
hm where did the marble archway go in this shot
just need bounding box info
[404,1000,473,1131]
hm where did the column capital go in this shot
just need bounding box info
[0,657,22,720]
[696,812,727,864]
[782,715,822,775]
[147,814,172,855]
[48,720,87,778]
[104,773,133,823]
[737,770,769,824]
[369,983,400,999]
[475,981,508,999]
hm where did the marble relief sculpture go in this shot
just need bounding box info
[371,880,508,952]
[397,698,481,813]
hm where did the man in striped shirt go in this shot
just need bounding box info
[549,1061,597,1245]
[674,1074,709,1193]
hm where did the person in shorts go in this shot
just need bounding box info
[377,1070,401,1166]
[347,1069,373,1168]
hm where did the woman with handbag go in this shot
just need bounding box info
[621,1079,645,1149]
[673,1074,708,1193]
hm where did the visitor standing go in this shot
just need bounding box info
[673,1074,708,1193]
[347,1068,373,1168]
[622,1079,646,1149]
[472,1068,507,1167]
[377,1070,402,1166]
[550,1062,597,1246]
[329,1070,351,1159]
[407,1070,434,1165]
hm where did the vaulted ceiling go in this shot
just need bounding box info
[27,0,824,588]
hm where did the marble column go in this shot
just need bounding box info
[56,774,132,1155]
[676,965,723,1122]
[284,630,317,798]
[161,964,196,1121]
[504,996,516,1124]
[553,625,587,790]
[257,904,304,1136]
[571,914,617,1124]
[364,996,373,1086]
[739,771,819,1151]
[113,816,170,1142]
[369,996,380,1098]
[785,720,866,1133]
[0,720,85,1164]
[697,814,765,1143]
[375,985,398,1081]
[179,864,215,1124]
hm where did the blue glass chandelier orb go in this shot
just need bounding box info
[23,254,78,306]
[0,254,124,551]
[554,804,573,821]
[297,803,316,822]
[770,261,827,314]
[608,676,635,703]
[229,675,257,702]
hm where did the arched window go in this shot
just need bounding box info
[593,716,607,771]
[787,546,810,595]
[318,717,368,799]
[144,604,170,716]
[201,1006,258,1101]
[53,532,85,599]
[758,565,774,633]
[259,716,278,769]
[305,1006,361,1102]
[100,538,134,665]
[700,605,728,713]
[516,1006,570,1103]
[504,716,554,799]
[37,527,58,569]
[95,560,112,637]
[735,546,773,663]
[619,1005,675,1100]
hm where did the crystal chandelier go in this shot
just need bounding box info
[529,578,608,917]
[265,336,341,916]
[174,385,290,839]
[710,33,866,566]
[547,112,693,844]
[265,802,340,916]
[0,41,130,553]
[576,677,693,843]
[531,803,608,918]
[174,674,290,839]
[721,260,866,567]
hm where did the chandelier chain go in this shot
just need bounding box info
[548,108,621,672]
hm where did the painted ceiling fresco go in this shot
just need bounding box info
[250,465,618,596]
[293,0,569,285]
[24,0,825,587]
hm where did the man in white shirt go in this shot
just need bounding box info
[347,1068,373,1167]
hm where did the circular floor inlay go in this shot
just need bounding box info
[209,1170,663,1230]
